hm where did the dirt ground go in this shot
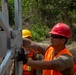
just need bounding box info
[66,41,76,50]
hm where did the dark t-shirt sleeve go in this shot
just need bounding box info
[56,54,74,71]
[50,54,74,71]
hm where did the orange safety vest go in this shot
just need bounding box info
[43,46,72,75]
[23,50,35,75]
[73,63,76,75]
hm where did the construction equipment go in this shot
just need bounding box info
[0,0,23,75]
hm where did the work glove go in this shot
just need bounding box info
[16,48,28,64]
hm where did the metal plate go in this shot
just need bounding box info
[0,31,7,62]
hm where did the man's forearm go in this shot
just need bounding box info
[23,38,49,55]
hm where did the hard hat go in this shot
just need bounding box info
[22,29,32,38]
[49,22,71,38]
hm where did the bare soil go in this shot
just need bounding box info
[66,41,76,50]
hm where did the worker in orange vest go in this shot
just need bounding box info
[22,29,37,75]
[17,22,74,75]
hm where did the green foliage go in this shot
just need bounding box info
[30,23,50,41]
[21,0,76,41]
[0,1,1,10]
[8,0,14,26]
[22,0,36,17]
[1,0,76,41]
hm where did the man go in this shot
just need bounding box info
[17,22,74,75]
[22,29,37,75]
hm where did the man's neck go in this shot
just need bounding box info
[53,45,65,55]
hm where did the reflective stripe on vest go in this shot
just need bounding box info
[43,46,72,75]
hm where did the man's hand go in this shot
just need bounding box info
[16,48,28,64]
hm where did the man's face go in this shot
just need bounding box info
[50,34,66,47]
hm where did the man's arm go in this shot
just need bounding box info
[23,38,49,55]
[26,54,74,71]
